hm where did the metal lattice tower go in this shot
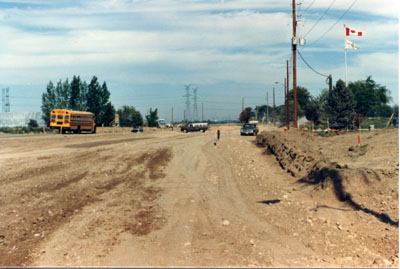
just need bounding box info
[184,84,192,122]
[2,88,10,112]
[192,87,199,122]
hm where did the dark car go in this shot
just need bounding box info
[240,124,259,136]
[131,126,143,133]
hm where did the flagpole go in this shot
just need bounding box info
[344,24,348,86]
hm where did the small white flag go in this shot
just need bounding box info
[345,39,360,50]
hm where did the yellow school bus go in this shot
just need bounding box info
[50,109,96,134]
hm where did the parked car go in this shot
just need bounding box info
[240,123,259,136]
[180,123,208,133]
[132,126,143,133]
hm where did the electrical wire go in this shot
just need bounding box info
[304,0,337,37]
[296,49,329,78]
[308,0,359,46]
[303,0,317,13]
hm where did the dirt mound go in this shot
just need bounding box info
[257,129,399,227]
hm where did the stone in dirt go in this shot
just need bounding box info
[222,220,230,226]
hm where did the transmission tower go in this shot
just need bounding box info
[2,88,10,112]
[192,87,199,122]
[183,84,192,122]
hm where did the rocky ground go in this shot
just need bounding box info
[0,125,398,267]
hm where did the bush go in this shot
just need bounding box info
[28,119,39,128]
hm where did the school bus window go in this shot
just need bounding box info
[65,115,69,120]
[51,115,56,119]
[57,115,63,119]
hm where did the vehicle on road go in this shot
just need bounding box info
[50,109,96,134]
[240,123,258,136]
[131,126,143,133]
[180,122,208,133]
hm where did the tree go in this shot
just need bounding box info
[86,77,114,126]
[146,108,159,127]
[255,105,270,122]
[41,81,57,125]
[325,79,355,129]
[393,104,399,118]
[42,76,115,126]
[348,76,391,117]
[239,107,255,123]
[117,106,143,127]
[288,86,311,118]
[69,75,81,110]
[305,101,322,125]
[28,119,39,128]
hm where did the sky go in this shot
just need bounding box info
[0,0,398,122]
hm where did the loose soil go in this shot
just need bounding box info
[0,126,398,267]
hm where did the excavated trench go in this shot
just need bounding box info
[256,131,398,227]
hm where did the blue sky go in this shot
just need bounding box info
[0,0,398,122]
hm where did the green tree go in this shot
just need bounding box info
[348,76,391,117]
[77,81,88,111]
[239,107,255,123]
[28,119,39,128]
[98,82,115,126]
[41,81,57,125]
[393,104,399,118]
[146,108,159,127]
[325,79,355,129]
[69,75,81,110]
[86,77,114,126]
[117,106,144,127]
[288,86,311,118]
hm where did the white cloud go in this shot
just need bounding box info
[0,0,397,114]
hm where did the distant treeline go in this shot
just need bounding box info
[41,75,115,126]
[242,76,397,129]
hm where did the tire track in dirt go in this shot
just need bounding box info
[0,141,173,266]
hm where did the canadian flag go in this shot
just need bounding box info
[345,26,362,36]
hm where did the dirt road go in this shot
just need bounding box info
[0,126,398,267]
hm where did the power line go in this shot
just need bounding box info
[296,49,329,78]
[304,0,337,37]
[308,0,359,46]
[303,0,317,12]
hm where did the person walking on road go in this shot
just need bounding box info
[217,127,220,140]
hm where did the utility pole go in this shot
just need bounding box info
[202,103,204,122]
[286,60,290,129]
[266,92,269,124]
[171,107,174,124]
[328,75,333,92]
[292,0,298,128]
[273,87,276,126]
[242,97,244,111]
[184,110,186,122]
[284,78,289,128]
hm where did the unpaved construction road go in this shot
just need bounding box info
[0,126,398,267]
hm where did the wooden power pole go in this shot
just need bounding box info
[292,0,298,128]
[273,87,276,126]
[266,92,269,124]
[242,97,244,111]
[286,60,290,129]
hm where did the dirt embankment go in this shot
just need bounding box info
[256,129,399,227]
